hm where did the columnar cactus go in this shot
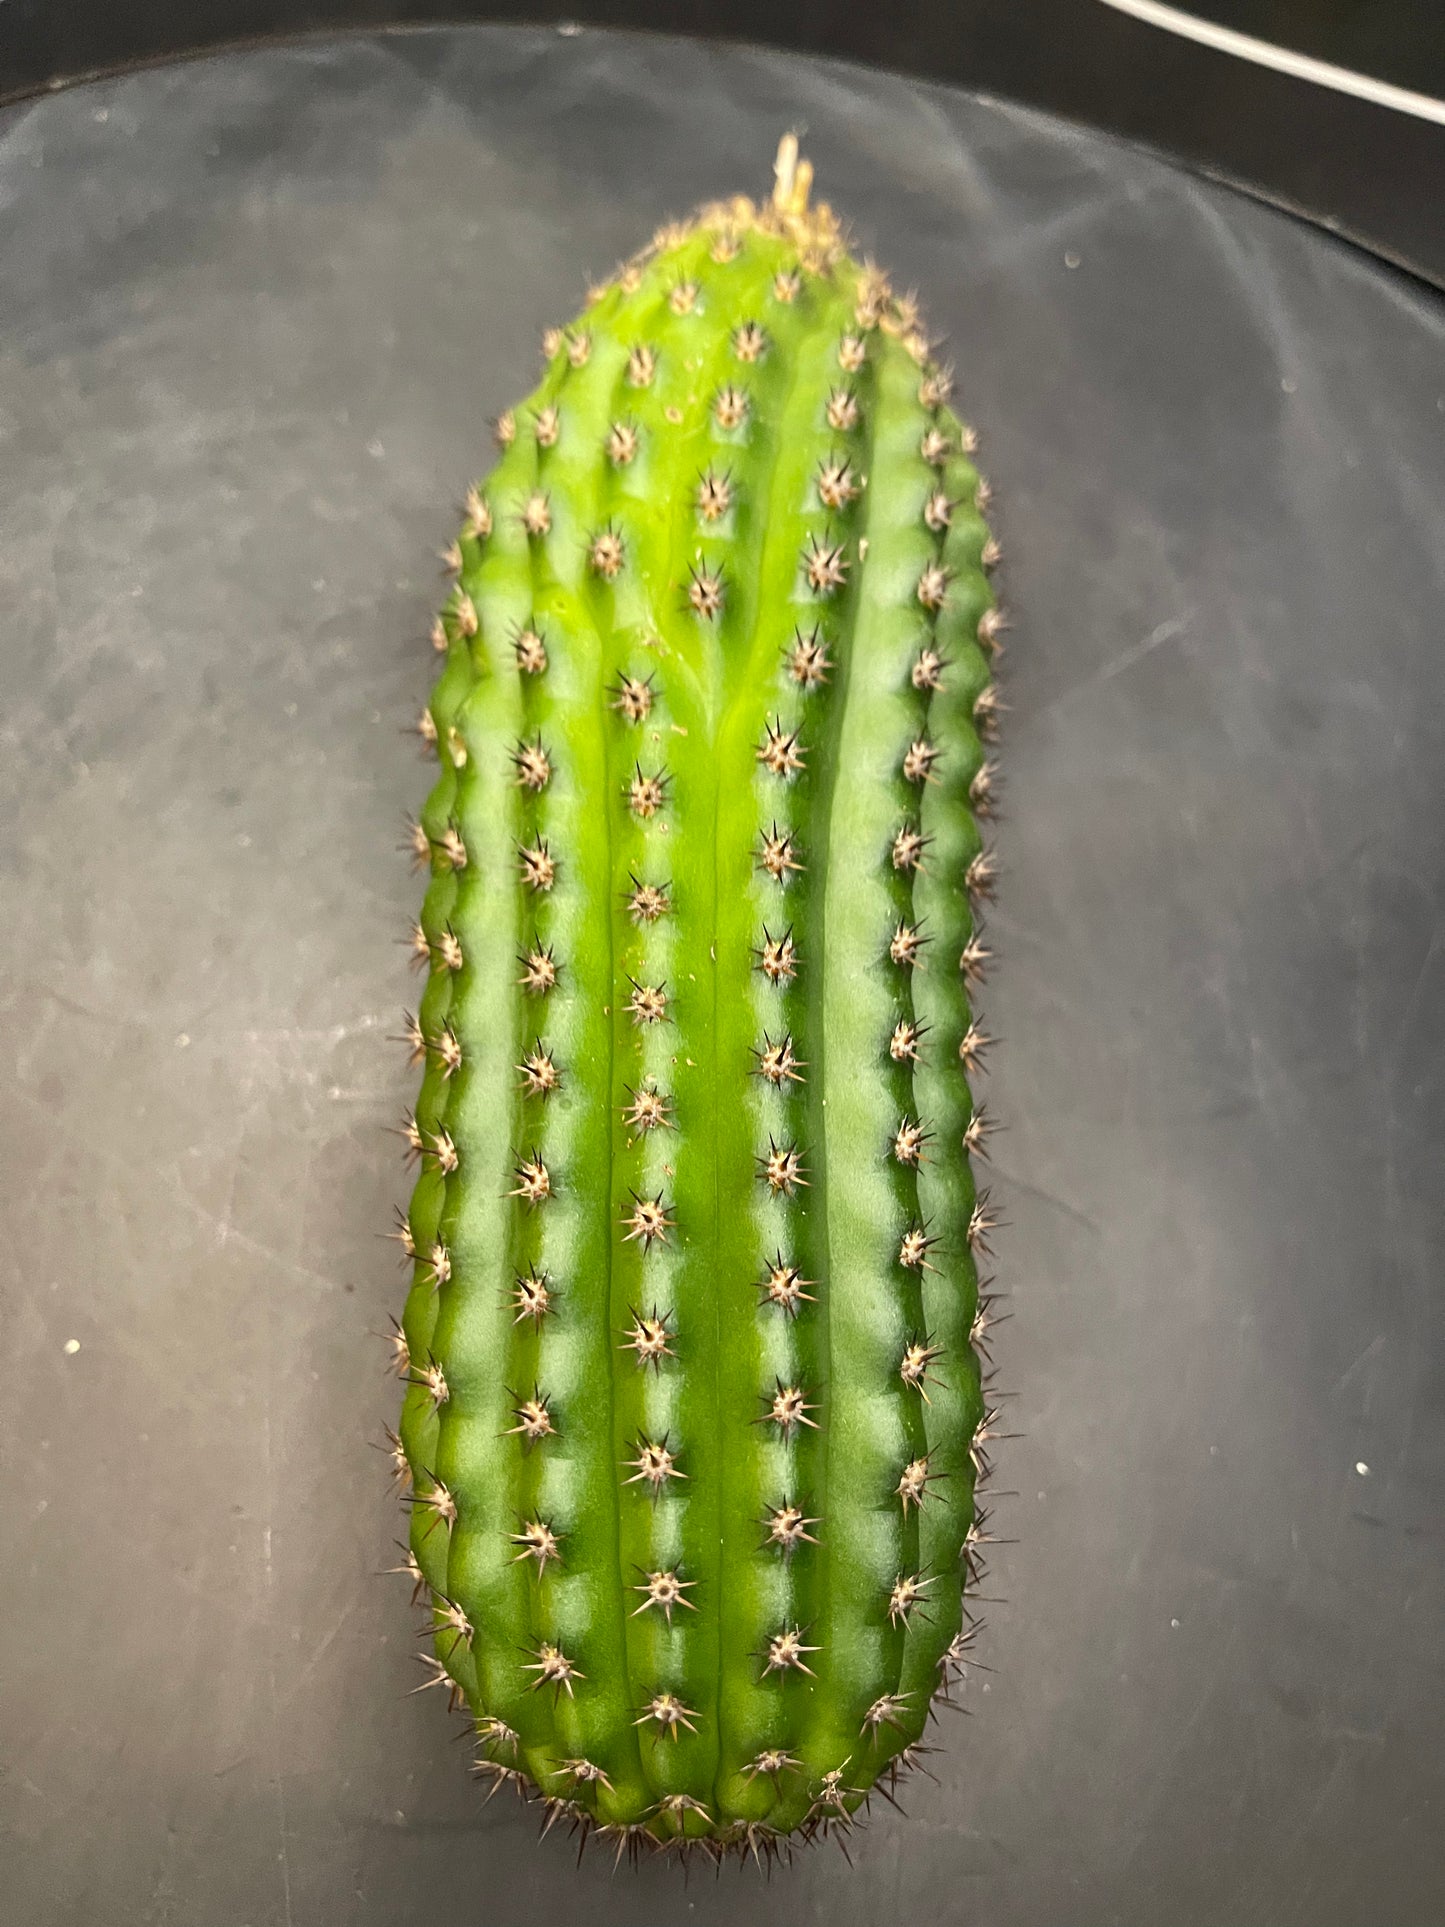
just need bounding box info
[389,138,1004,1860]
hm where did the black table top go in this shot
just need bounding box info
[3,26,1443,1926]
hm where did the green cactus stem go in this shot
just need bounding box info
[390,136,1004,1859]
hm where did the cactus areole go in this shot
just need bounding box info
[392,139,1004,1860]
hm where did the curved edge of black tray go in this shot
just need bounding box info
[1,2,1443,294]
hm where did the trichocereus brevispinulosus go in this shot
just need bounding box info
[387,137,1006,1863]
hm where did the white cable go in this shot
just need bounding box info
[1096,0,1445,127]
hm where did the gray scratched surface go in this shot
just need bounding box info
[2,25,1443,1927]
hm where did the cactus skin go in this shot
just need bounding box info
[392,143,1002,1858]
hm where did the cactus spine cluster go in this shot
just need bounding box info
[389,139,1004,1859]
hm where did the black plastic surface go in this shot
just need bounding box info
[3,27,1443,1925]
[1190,0,1445,95]
[2,2,1444,291]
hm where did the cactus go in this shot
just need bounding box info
[389,138,1004,1860]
